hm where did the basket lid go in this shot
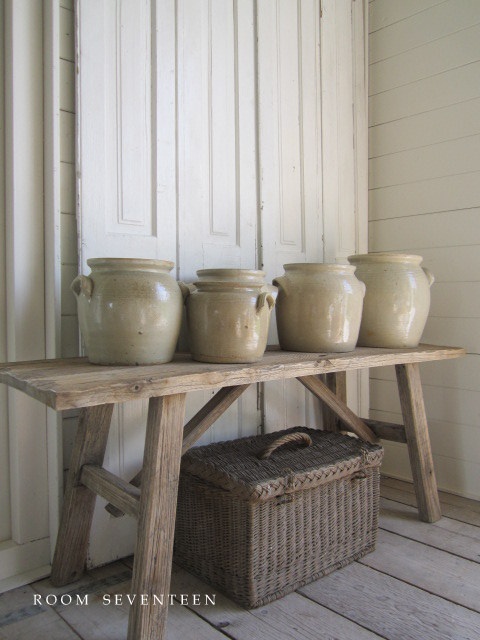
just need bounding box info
[181,427,384,502]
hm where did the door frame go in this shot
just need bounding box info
[0,0,62,592]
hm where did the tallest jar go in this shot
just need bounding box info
[347,252,435,348]
[71,258,183,365]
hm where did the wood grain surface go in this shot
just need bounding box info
[50,404,114,586]
[127,393,186,640]
[0,344,465,410]
[395,363,442,522]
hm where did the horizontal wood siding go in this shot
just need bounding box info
[368,0,480,498]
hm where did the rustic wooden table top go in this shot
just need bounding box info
[0,344,465,411]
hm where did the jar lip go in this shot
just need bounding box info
[283,263,356,272]
[347,252,423,265]
[87,258,175,272]
[193,281,264,291]
[196,268,265,280]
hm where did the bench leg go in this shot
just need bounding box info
[322,372,347,432]
[395,363,442,523]
[50,403,114,586]
[127,393,186,640]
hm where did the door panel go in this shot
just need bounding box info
[77,0,261,566]
[257,0,324,431]
[77,0,170,565]
[76,0,367,566]
[176,0,259,443]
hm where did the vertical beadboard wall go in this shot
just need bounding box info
[368,0,480,499]
[58,0,79,473]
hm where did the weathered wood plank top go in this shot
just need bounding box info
[0,344,465,411]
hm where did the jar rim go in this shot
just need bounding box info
[87,257,175,272]
[196,268,265,279]
[193,281,264,291]
[283,263,356,272]
[347,252,423,265]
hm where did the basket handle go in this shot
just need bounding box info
[257,432,313,460]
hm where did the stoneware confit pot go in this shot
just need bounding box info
[347,252,435,348]
[272,263,365,353]
[71,258,183,365]
[181,269,276,364]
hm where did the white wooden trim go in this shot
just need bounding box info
[5,0,49,545]
[320,0,341,263]
[258,0,325,431]
[0,539,51,587]
[0,0,11,545]
[353,0,369,258]
[44,0,61,358]
[353,0,370,418]
[0,565,51,595]
[2,0,54,589]
[320,0,369,416]
[43,0,63,559]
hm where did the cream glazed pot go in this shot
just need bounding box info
[272,263,365,352]
[71,258,183,365]
[181,269,276,363]
[347,252,435,348]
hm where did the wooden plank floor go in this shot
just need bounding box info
[1,477,479,640]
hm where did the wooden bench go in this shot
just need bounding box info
[0,343,465,640]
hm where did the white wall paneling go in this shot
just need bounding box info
[369,61,480,128]
[0,0,10,547]
[258,0,323,430]
[77,0,165,259]
[369,0,447,32]
[0,0,53,592]
[176,0,259,445]
[44,0,63,560]
[5,0,48,543]
[77,0,261,566]
[369,172,480,222]
[77,0,175,566]
[0,0,76,591]
[76,0,369,565]
[351,0,370,418]
[59,1,79,365]
[320,0,369,417]
[369,0,480,65]
[369,0,480,498]
[369,209,480,251]
[370,23,480,96]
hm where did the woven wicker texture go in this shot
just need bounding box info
[174,427,384,608]
[179,426,383,502]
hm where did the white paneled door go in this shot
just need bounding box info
[76,0,368,566]
[257,0,324,430]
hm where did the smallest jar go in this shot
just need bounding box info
[182,269,276,364]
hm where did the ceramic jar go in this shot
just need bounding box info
[182,269,275,363]
[273,263,365,352]
[347,252,435,348]
[71,258,183,365]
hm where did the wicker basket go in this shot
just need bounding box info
[174,426,384,608]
